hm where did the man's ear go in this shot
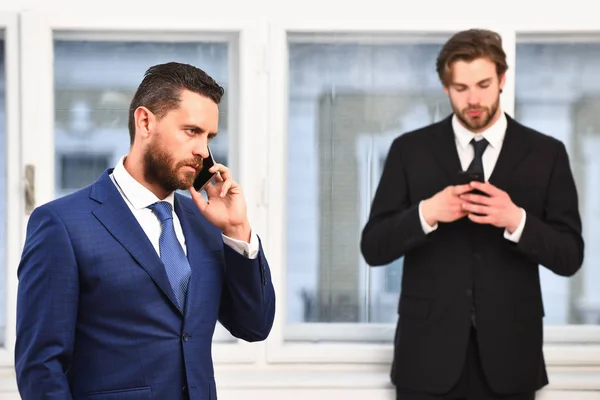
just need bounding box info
[134,106,155,140]
[499,73,506,92]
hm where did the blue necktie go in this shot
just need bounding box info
[148,201,191,312]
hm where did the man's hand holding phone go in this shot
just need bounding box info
[189,152,251,242]
[460,181,523,233]
[421,184,473,226]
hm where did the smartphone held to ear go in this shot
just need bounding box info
[193,147,217,192]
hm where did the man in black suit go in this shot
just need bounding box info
[360,29,584,400]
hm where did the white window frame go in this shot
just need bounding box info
[18,10,267,365]
[355,132,405,324]
[0,12,20,368]
[511,25,600,365]
[265,19,600,367]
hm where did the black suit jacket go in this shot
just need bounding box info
[360,113,584,395]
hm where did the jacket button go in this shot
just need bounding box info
[182,332,190,341]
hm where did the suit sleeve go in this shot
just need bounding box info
[361,139,430,266]
[517,141,584,276]
[218,237,275,341]
[15,206,77,400]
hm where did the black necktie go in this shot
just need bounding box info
[466,137,489,328]
[467,138,489,175]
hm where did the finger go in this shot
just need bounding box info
[457,211,469,219]
[219,179,234,197]
[469,181,502,197]
[468,213,492,224]
[189,187,209,212]
[209,163,231,181]
[450,203,462,212]
[204,180,221,198]
[460,193,493,205]
[462,202,491,215]
[451,208,469,218]
[212,171,224,183]
[452,184,473,196]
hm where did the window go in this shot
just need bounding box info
[357,133,405,323]
[0,35,6,347]
[58,153,111,194]
[53,40,230,197]
[515,38,600,326]
[285,37,452,341]
[7,15,600,394]
[52,38,235,341]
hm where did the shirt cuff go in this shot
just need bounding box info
[418,200,438,234]
[222,230,259,259]
[504,208,526,243]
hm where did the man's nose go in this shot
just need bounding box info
[468,94,480,106]
[192,139,209,159]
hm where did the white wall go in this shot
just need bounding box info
[0,0,594,23]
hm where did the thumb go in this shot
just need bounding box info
[189,187,209,213]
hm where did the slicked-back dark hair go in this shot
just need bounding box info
[128,62,225,145]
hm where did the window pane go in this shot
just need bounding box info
[515,40,600,325]
[53,39,234,341]
[53,40,230,199]
[0,35,6,346]
[286,39,450,328]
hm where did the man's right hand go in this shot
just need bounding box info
[421,184,473,226]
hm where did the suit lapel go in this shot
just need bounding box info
[430,115,463,182]
[89,171,181,313]
[429,113,531,188]
[488,114,532,189]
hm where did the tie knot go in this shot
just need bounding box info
[471,138,489,157]
[149,201,173,223]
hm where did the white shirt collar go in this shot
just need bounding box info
[112,156,175,210]
[452,111,507,150]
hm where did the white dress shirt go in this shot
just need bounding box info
[109,156,259,259]
[418,113,526,242]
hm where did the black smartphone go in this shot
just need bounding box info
[192,147,217,192]
[457,170,487,216]
[456,170,484,186]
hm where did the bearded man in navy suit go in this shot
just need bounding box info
[15,62,276,400]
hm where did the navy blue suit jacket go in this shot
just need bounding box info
[15,170,276,400]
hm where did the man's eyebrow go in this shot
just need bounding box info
[453,77,493,86]
[181,125,218,136]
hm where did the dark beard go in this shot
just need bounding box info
[454,97,500,131]
[143,139,203,193]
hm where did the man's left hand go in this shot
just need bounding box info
[460,181,523,233]
[189,163,251,242]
